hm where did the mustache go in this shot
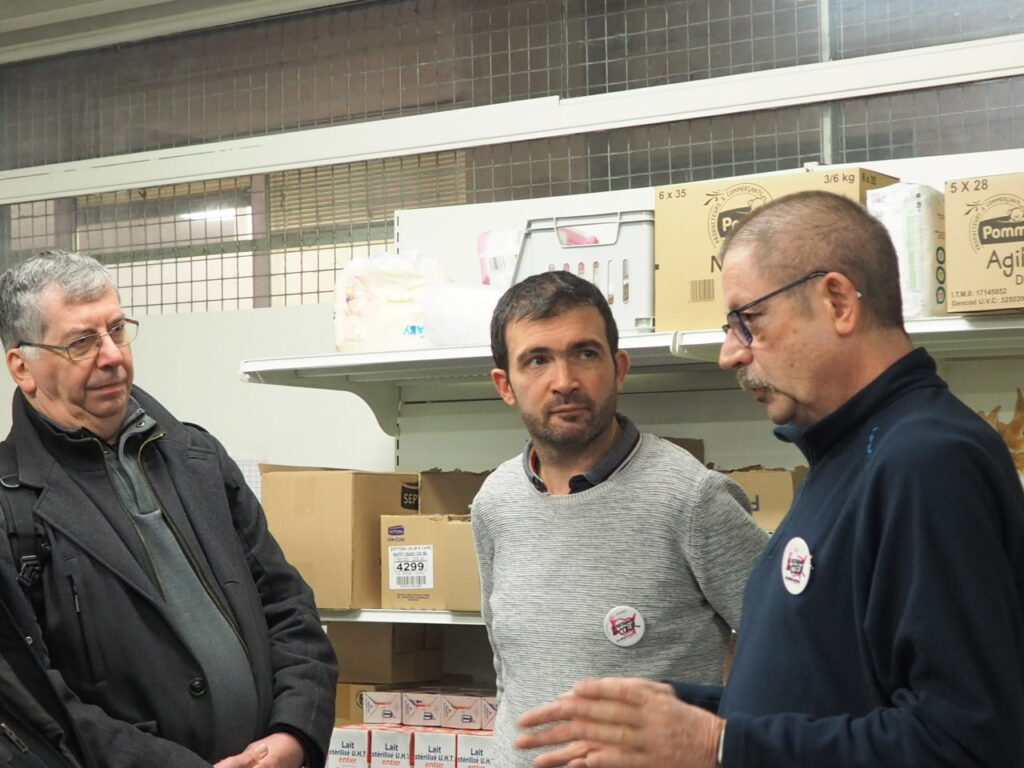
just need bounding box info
[544,394,593,412]
[736,369,775,393]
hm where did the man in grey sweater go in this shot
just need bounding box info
[471,270,768,767]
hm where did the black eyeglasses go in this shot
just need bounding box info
[18,318,139,362]
[722,272,827,347]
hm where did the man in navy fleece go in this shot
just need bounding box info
[515,190,1024,768]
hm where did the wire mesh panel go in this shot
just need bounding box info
[264,152,468,306]
[838,75,1024,162]
[0,2,1019,314]
[0,0,822,171]
[3,69,1022,314]
[835,0,1024,58]
[7,201,58,255]
[0,101,822,314]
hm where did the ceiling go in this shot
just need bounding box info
[0,0,361,65]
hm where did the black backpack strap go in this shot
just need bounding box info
[0,441,47,609]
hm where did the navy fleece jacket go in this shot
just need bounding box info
[674,348,1024,767]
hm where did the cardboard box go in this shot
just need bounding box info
[441,692,485,730]
[456,732,495,767]
[261,467,419,610]
[362,690,404,724]
[417,471,489,518]
[381,515,481,611]
[443,520,482,612]
[336,683,388,724]
[866,182,947,319]
[724,467,808,533]
[481,697,497,730]
[261,468,487,610]
[369,726,412,768]
[326,725,371,767]
[413,729,457,768]
[403,691,444,726]
[328,623,443,684]
[945,172,1024,313]
[655,167,899,332]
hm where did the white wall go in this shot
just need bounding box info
[0,303,397,472]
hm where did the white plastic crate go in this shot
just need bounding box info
[513,210,655,334]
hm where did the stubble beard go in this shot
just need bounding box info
[523,391,618,457]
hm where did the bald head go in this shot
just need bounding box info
[720,190,905,330]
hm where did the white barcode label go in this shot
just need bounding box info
[690,279,715,303]
[388,544,434,590]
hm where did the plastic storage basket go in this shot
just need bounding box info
[512,210,655,334]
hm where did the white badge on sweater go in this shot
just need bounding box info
[604,606,645,647]
[781,537,812,595]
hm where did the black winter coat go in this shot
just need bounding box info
[0,386,338,768]
[0,556,87,768]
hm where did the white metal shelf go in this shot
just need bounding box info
[241,315,1024,435]
[239,332,729,435]
[241,331,684,384]
[671,314,1024,363]
[319,608,485,626]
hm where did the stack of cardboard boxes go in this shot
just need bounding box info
[653,164,1024,324]
[260,467,493,737]
[329,622,444,724]
[324,621,497,768]
[653,166,903,332]
[261,467,488,612]
[326,724,495,768]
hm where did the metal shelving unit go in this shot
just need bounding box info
[242,315,1024,436]
[239,331,731,436]
[320,608,484,625]
[672,314,1024,362]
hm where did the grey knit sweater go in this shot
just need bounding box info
[471,433,769,768]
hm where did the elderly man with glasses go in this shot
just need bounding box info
[517,190,1024,768]
[0,251,337,768]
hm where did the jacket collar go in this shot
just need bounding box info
[8,385,190,488]
[774,347,946,465]
[5,386,207,607]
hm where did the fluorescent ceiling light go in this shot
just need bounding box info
[180,207,237,220]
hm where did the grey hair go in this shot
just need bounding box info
[0,250,116,350]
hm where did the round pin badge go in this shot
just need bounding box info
[603,605,645,647]
[780,537,813,595]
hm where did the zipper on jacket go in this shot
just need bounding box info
[0,722,29,753]
[66,573,104,682]
[68,577,81,614]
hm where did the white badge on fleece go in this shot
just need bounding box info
[781,537,812,595]
[603,606,645,647]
